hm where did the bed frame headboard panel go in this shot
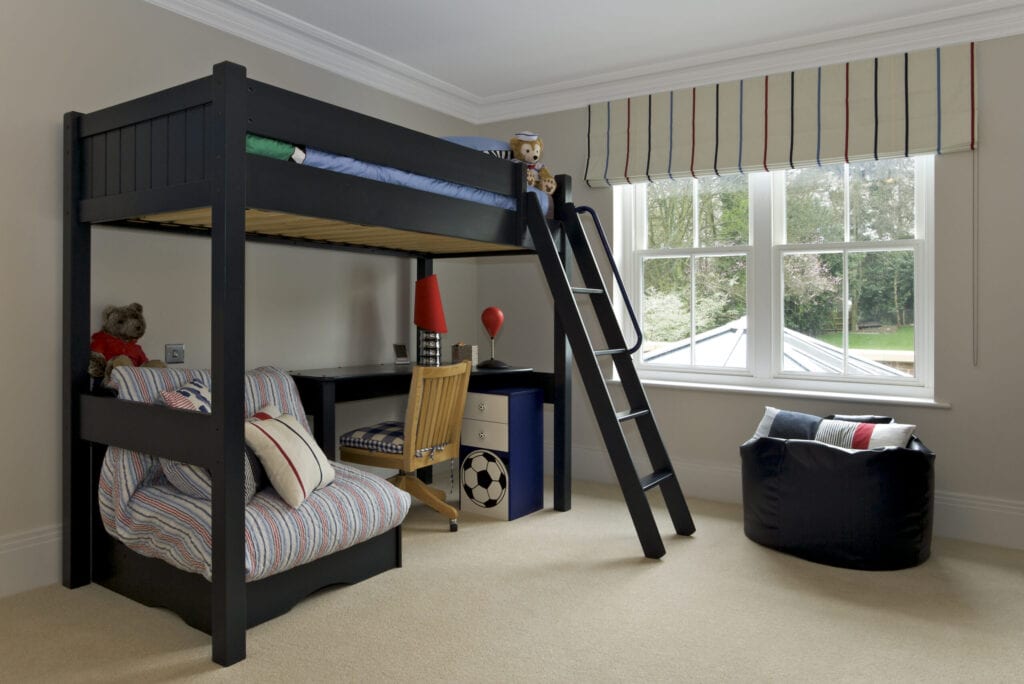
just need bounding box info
[78,76,214,222]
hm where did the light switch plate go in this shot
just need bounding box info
[165,343,185,364]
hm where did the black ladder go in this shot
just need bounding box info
[526,190,695,559]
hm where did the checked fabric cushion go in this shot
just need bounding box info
[339,420,406,454]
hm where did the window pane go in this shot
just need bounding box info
[646,179,694,248]
[782,252,843,374]
[641,257,691,364]
[694,256,747,368]
[785,164,844,244]
[698,175,749,247]
[850,158,916,241]
[845,251,915,376]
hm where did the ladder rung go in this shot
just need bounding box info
[571,287,604,295]
[639,469,675,492]
[616,408,650,422]
[594,348,628,357]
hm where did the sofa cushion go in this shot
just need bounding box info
[111,365,310,430]
[245,405,333,508]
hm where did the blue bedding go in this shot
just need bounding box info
[302,148,550,216]
[246,134,549,216]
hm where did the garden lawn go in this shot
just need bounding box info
[819,325,915,351]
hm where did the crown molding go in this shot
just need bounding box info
[476,1,1024,121]
[144,0,484,121]
[148,0,1024,125]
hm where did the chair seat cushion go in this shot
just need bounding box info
[339,420,406,454]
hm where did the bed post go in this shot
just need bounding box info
[63,111,93,587]
[209,61,248,666]
[552,175,574,511]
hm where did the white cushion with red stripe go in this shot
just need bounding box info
[244,404,334,508]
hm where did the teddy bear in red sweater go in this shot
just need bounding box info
[88,303,166,380]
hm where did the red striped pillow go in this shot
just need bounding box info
[814,419,916,449]
[244,404,334,508]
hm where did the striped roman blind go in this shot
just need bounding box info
[584,42,976,187]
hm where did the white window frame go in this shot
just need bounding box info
[615,156,934,400]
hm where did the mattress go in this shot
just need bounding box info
[98,447,411,582]
[246,134,551,217]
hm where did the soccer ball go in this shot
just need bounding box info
[461,450,508,509]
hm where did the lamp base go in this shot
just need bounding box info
[417,330,442,367]
[477,358,510,369]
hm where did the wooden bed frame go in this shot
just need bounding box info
[63,62,574,666]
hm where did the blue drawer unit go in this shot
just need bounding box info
[459,387,543,520]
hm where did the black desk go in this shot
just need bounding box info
[290,365,568,507]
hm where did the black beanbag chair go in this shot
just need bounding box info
[740,413,934,570]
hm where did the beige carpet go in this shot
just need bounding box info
[2,481,1023,683]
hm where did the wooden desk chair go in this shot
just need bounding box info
[338,361,472,531]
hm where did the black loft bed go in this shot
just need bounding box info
[63,62,574,666]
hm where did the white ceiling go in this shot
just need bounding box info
[149,0,1024,123]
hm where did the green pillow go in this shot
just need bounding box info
[246,134,298,161]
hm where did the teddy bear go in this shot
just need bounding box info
[88,302,166,380]
[509,131,557,195]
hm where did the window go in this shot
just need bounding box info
[616,156,933,398]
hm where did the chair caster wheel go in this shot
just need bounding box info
[449,520,458,532]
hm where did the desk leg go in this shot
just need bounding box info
[311,382,336,456]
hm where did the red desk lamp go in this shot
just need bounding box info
[478,306,509,369]
[414,275,447,366]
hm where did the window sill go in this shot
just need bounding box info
[612,376,950,409]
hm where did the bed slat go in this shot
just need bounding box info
[120,126,136,194]
[91,134,106,198]
[135,121,151,191]
[168,110,187,186]
[186,105,205,183]
[151,116,168,190]
[105,130,120,196]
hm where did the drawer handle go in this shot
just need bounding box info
[478,431,486,440]
[477,403,486,412]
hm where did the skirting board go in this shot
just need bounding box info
[552,442,1024,552]
[0,525,61,598]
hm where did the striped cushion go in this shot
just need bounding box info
[111,366,210,405]
[98,449,410,582]
[339,420,406,454]
[159,449,265,503]
[111,365,311,431]
[160,379,212,413]
[815,419,916,450]
[245,406,334,508]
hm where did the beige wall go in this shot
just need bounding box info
[0,0,480,589]
[481,34,1024,549]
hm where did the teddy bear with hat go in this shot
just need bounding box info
[509,131,556,195]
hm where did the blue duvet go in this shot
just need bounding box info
[302,147,549,216]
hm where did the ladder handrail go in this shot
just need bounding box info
[575,205,643,355]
